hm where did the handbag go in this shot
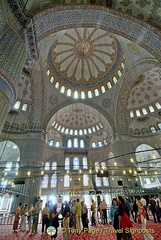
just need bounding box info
[120,205,133,229]
[138,215,141,223]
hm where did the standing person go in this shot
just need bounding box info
[81,201,88,231]
[112,199,122,240]
[100,199,107,225]
[91,199,96,225]
[108,198,117,226]
[117,196,133,240]
[149,196,160,223]
[27,203,34,233]
[137,200,154,240]
[42,203,50,233]
[20,204,28,231]
[62,201,70,240]
[132,200,138,223]
[13,202,22,232]
[140,196,149,220]
[32,201,40,234]
[51,204,60,239]
[74,198,82,233]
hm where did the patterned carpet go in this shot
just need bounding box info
[0,220,160,240]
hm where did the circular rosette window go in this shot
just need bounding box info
[47,28,125,99]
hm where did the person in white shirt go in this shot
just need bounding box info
[100,199,107,225]
[140,197,149,220]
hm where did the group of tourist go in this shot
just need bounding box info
[12,194,161,240]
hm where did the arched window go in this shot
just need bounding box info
[14,101,21,109]
[91,142,96,148]
[130,111,134,118]
[136,110,141,117]
[74,90,79,99]
[101,86,106,93]
[22,104,28,111]
[73,138,78,148]
[98,141,102,147]
[52,162,57,171]
[158,123,161,130]
[149,106,155,112]
[83,175,89,186]
[61,127,65,133]
[67,89,71,96]
[65,128,69,134]
[5,162,12,171]
[65,157,70,170]
[55,141,60,147]
[155,103,161,109]
[94,89,99,96]
[80,139,85,148]
[44,162,50,170]
[74,130,78,135]
[49,140,54,146]
[69,129,73,135]
[134,129,140,135]
[142,108,148,115]
[103,177,109,186]
[81,91,85,99]
[83,129,87,135]
[88,91,92,98]
[64,175,70,187]
[83,157,88,169]
[88,128,92,134]
[73,157,79,170]
[42,175,49,188]
[51,174,57,188]
[60,86,65,93]
[67,139,72,148]
[95,175,101,186]
[79,130,83,135]
[150,126,156,133]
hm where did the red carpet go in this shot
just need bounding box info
[0,221,160,240]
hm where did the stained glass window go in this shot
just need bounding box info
[73,157,79,170]
[65,157,70,170]
[83,174,89,186]
[51,174,57,188]
[52,162,57,170]
[83,157,88,169]
[64,175,70,187]
[74,138,78,148]
[80,139,85,148]
[44,162,50,170]
[95,175,101,186]
[67,139,72,148]
[42,175,49,188]
[103,177,109,186]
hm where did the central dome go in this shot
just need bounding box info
[47,28,124,98]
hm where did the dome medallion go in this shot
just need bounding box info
[47,28,124,99]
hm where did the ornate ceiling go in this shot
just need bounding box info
[46,27,124,97]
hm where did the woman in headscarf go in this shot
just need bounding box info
[13,202,22,232]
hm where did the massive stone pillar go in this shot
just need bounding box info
[110,135,141,191]
[0,90,11,134]
[11,133,46,210]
